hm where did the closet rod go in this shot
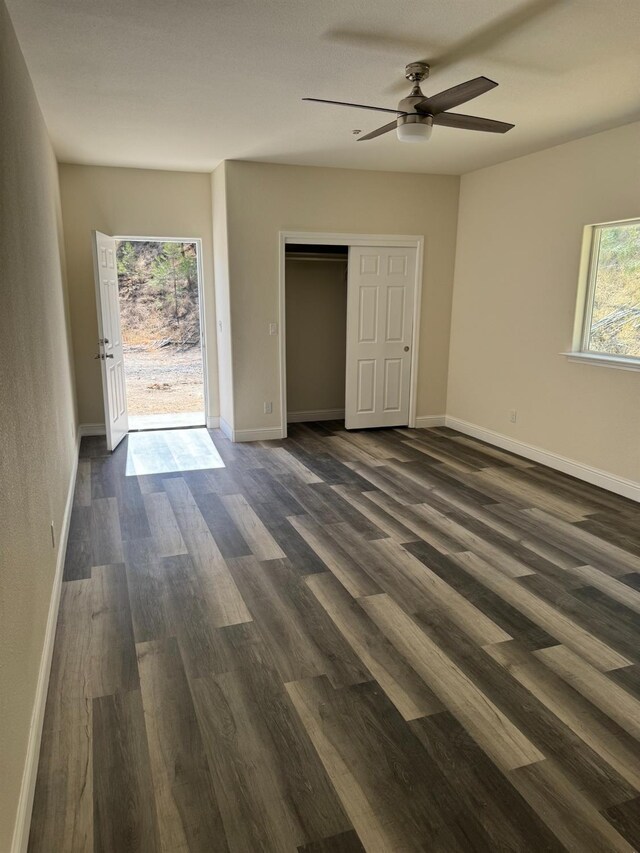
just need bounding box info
[285,253,348,262]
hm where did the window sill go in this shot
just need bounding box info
[561,352,640,372]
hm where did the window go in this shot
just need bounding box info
[572,219,640,366]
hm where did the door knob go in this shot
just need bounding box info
[94,353,114,359]
[404,346,410,352]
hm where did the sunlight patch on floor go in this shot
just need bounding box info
[125,428,224,476]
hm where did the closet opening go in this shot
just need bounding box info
[284,243,348,426]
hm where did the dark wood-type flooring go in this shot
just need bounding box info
[29,422,640,852]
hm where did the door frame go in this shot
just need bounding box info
[278,231,424,438]
[112,235,210,426]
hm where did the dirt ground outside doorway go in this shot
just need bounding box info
[123,346,204,415]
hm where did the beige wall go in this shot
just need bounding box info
[285,257,348,415]
[448,121,640,483]
[0,2,77,848]
[224,161,460,431]
[211,163,234,429]
[59,164,218,425]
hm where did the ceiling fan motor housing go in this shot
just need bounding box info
[404,62,430,83]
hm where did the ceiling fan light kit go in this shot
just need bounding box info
[304,61,514,144]
[396,114,433,143]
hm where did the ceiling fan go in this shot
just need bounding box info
[303,62,514,143]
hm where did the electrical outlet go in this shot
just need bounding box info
[269,322,278,336]
[264,401,273,414]
[509,409,518,423]
[50,521,56,549]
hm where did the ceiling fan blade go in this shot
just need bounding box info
[432,112,514,133]
[423,77,498,114]
[303,98,406,115]
[357,120,398,141]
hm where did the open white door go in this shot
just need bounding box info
[92,231,128,450]
[345,246,416,429]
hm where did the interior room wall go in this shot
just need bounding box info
[0,1,77,848]
[211,162,234,432]
[285,257,348,416]
[59,164,218,427]
[448,120,640,486]
[223,160,460,433]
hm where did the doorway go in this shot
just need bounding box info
[285,244,348,424]
[115,238,206,431]
[280,233,423,436]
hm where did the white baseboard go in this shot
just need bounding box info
[219,417,234,441]
[206,416,220,429]
[11,436,80,853]
[219,417,284,443]
[287,408,345,423]
[444,416,640,503]
[78,422,105,437]
[234,426,285,442]
[414,415,446,428]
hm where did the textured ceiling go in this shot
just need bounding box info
[6,0,640,174]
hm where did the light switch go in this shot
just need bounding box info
[269,322,278,336]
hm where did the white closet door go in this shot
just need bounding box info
[92,230,128,450]
[345,246,416,429]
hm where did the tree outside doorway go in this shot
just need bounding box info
[116,240,204,418]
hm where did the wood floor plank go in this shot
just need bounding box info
[362,490,466,554]
[509,759,635,852]
[93,690,160,853]
[28,705,92,853]
[413,501,539,577]
[605,796,640,850]
[485,640,640,792]
[229,555,362,685]
[472,467,593,522]
[305,571,443,719]
[124,538,175,644]
[453,551,632,671]
[408,711,565,852]
[297,829,366,852]
[535,644,640,740]
[47,566,139,709]
[88,563,139,698]
[404,539,558,650]
[192,491,252,558]
[525,507,640,577]
[136,637,229,852]
[164,479,252,627]
[142,491,188,557]
[191,665,351,852]
[163,554,236,679]
[90,496,124,565]
[268,446,324,483]
[331,484,420,542]
[286,676,490,852]
[73,458,92,506]
[287,514,381,597]
[371,537,512,646]
[414,610,639,812]
[569,563,640,615]
[360,593,545,772]
[221,492,286,561]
